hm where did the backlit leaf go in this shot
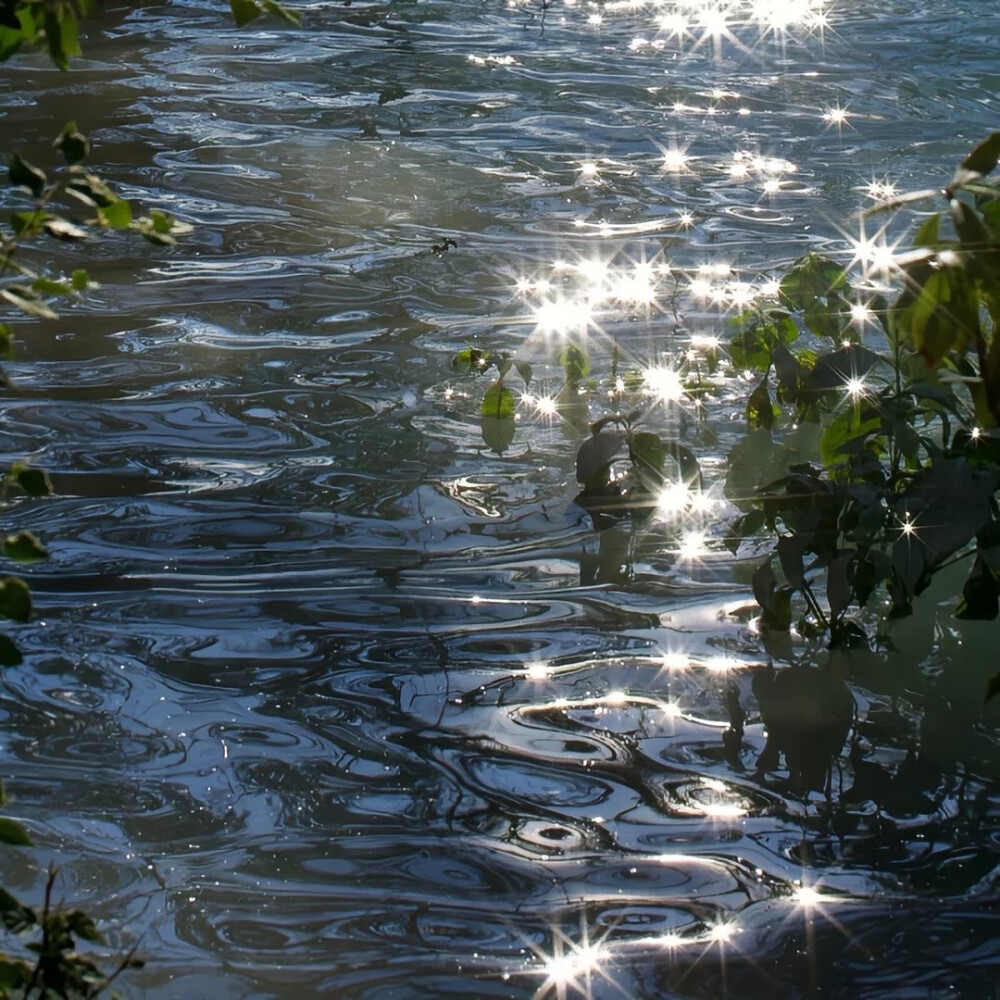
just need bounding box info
[481,382,515,419]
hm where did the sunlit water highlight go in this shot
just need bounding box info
[0,0,998,996]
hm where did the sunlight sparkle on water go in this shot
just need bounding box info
[643,365,685,403]
[660,651,691,672]
[678,529,708,561]
[525,660,551,680]
[793,885,827,908]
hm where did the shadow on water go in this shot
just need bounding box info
[0,0,998,996]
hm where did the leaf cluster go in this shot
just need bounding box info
[724,133,1000,647]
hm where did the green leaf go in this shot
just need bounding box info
[4,531,47,563]
[71,268,89,291]
[778,252,848,312]
[957,131,1000,180]
[8,153,46,197]
[55,121,90,165]
[481,382,515,419]
[66,910,106,945]
[452,348,486,374]
[31,277,73,297]
[746,372,774,431]
[66,172,118,208]
[559,343,590,383]
[261,0,302,24]
[820,405,880,467]
[230,0,262,28]
[514,360,532,387]
[0,956,32,991]
[98,198,132,229]
[13,466,52,497]
[0,817,32,847]
[912,213,941,248]
[0,888,36,933]
[0,578,31,623]
[43,10,67,69]
[0,635,22,667]
[0,287,58,320]
[480,415,515,454]
[629,430,666,489]
[10,209,45,237]
[0,323,13,360]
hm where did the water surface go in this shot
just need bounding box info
[1,1,998,996]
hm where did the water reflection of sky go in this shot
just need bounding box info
[0,0,998,997]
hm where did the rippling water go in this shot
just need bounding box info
[1,2,999,996]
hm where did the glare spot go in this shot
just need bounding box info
[702,802,748,819]
[580,160,599,177]
[793,885,827,908]
[662,148,691,172]
[678,530,708,561]
[644,365,685,403]
[525,660,551,680]
[659,651,691,672]
[657,482,690,517]
[844,376,866,400]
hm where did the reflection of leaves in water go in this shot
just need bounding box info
[751,663,853,793]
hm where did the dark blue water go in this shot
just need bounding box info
[1,1,998,996]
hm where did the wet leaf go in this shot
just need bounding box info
[71,268,89,291]
[514,360,532,387]
[8,153,46,197]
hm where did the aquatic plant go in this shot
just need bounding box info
[453,132,1000,695]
